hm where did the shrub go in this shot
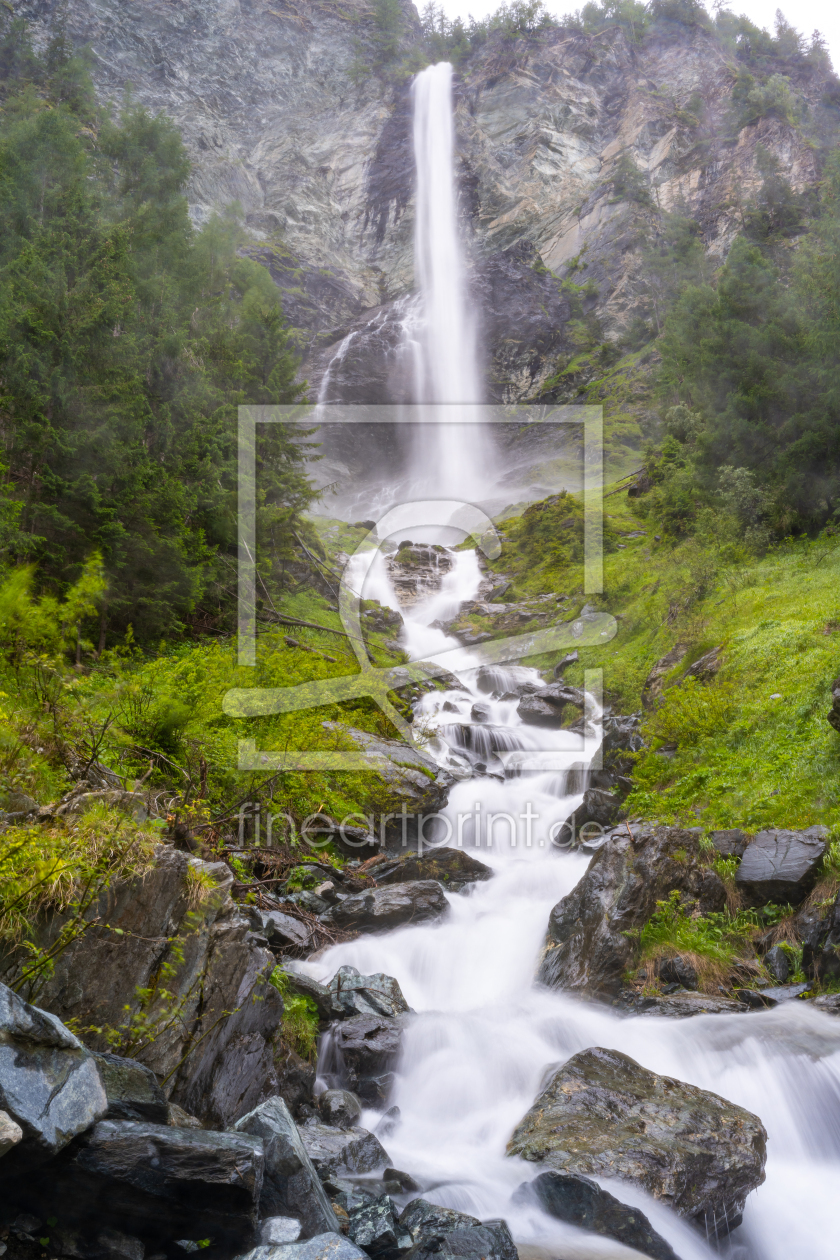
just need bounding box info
[270,968,319,1061]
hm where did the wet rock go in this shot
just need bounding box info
[233,1096,340,1239]
[275,1045,317,1119]
[641,646,688,710]
[553,789,626,846]
[709,829,749,859]
[810,993,840,1015]
[347,1194,413,1259]
[168,1102,204,1129]
[0,981,108,1177]
[383,1168,419,1193]
[318,1090,362,1130]
[331,1014,409,1106]
[328,966,410,1020]
[0,1108,23,1158]
[763,945,791,985]
[538,826,725,998]
[13,1119,263,1251]
[387,546,454,608]
[235,1233,369,1260]
[470,703,492,723]
[507,1046,766,1232]
[553,651,579,678]
[322,883,448,934]
[279,970,335,1024]
[625,992,748,1018]
[515,1171,679,1260]
[263,912,313,952]
[371,848,492,894]
[398,1201,480,1242]
[657,956,698,990]
[755,984,811,1003]
[94,1053,168,1124]
[401,1222,517,1260]
[736,828,828,905]
[260,1218,304,1245]
[802,890,840,984]
[297,1120,390,1180]
[517,684,586,728]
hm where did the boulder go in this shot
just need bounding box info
[261,1219,304,1245]
[330,1014,408,1105]
[517,684,586,728]
[554,791,626,846]
[11,1119,263,1251]
[0,1108,23,1158]
[235,1233,369,1260]
[0,982,108,1177]
[398,1200,480,1241]
[801,891,840,983]
[709,829,749,859]
[810,993,840,1016]
[328,966,410,1020]
[275,1044,317,1119]
[736,828,828,905]
[371,848,492,893]
[507,1047,766,1233]
[401,1222,517,1260]
[94,1053,169,1124]
[683,647,721,682]
[298,1119,390,1180]
[318,1090,362,1130]
[515,1171,679,1260]
[233,1096,340,1239]
[625,992,748,1018]
[347,1194,413,1259]
[322,883,448,934]
[263,912,313,952]
[537,826,726,998]
[763,944,791,985]
[657,956,698,990]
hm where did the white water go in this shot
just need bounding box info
[305,546,840,1260]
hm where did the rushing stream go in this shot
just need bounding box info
[305,59,840,1260]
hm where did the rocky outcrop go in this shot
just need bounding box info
[736,827,828,905]
[537,824,726,997]
[322,883,448,934]
[328,966,410,1021]
[387,545,454,607]
[236,1233,368,1260]
[368,847,492,892]
[802,890,840,985]
[318,1089,362,1130]
[517,683,586,729]
[399,1201,480,1242]
[297,1119,390,1180]
[515,1171,679,1260]
[507,1046,767,1235]
[346,1194,413,1260]
[330,1013,409,1105]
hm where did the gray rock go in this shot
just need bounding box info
[321,883,448,934]
[683,647,721,682]
[279,969,334,1024]
[828,676,840,733]
[233,1096,340,1239]
[0,982,108,1177]
[736,828,828,905]
[516,1171,679,1260]
[0,1108,23,1158]
[709,829,749,859]
[755,984,811,1003]
[234,1235,368,1260]
[328,966,410,1020]
[470,703,492,723]
[297,1120,390,1180]
[94,1053,168,1124]
[763,944,791,985]
[553,789,625,846]
[371,848,492,894]
[263,912,313,952]
[260,1219,303,1245]
[657,956,698,990]
[641,646,688,710]
[401,1222,517,1260]
[517,683,586,728]
[507,1046,766,1232]
[802,890,840,983]
[330,1014,408,1105]
[167,1103,203,1129]
[537,826,726,998]
[347,1194,413,1259]
[627,993,748,1018]
[398,1200,480,1241]
[318,1090,362,1130]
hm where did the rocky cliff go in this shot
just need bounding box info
[12,2,840,422]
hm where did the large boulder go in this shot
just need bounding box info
[328,966,410,1020]
[537,826,726,998]
[517,684,586,728]
[370,848,492,893]
[401,1222,518,1260]
[0,1109,23,1158]
[802,890,840,984]
[554,789,626,846]
[234,1233,369,1260]
[9,1119,263,1251]
[736,828,828,905]
[641,645,688,709]
[297,1119,390,1180]
[330,1014,408,1105]
[318,1089,362,1130]
[347,1194,413,1260]
[398,1200,480,1242]
[0,982,108,1177]
[515,1171,678,1260]
[321,883,448,934]
[507,1047,767,1233]
[233,1096,340,1239]
[94,1053,169,1124]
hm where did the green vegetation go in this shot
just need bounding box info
[270,966,320,1060]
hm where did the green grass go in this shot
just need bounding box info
[269,967,320,1060]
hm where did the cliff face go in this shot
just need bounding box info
[13,2,839,413]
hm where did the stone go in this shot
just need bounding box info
[507,1047,767,1232]
[330,1014,408,1105]
[298,1120,390,1180]
[553,651,579,678]
[802,889,840,983]
[328,966,410,1020]
[322,883,448,934]
[347,1194,413,1259]
[641,646,688,709]
[279,969,335,1024]
[0,981,108,1177]
[94,1053,168,1124]
[12,1119,263,1251]
[401,1223,517,1260]
[626,992,748,1018]
[0,1108,23,1158]
[275,1045,317,1119]
[537,826,726,998]
[553,790,625,847]
[234,1235,368,1260]
[318,1090,362,1130]
[260,1219,304,1245]
[398,1201,480,1242]
[755,984,811,1004]
[810,993,840,1015]
[371,848,492,893]
[709,829,749,859]
[763,944,791,985]
[515,1171,679,1260]
[517,684,586,728]
[470,703,492,723]
[263,913,313,952]
[657,956,698,990]
[233,1096,340,1240]
[736,828,828,905]
[168,1103,203,1129]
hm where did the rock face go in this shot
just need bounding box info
[517,684,586,728]
[736,828,828,905]
[507,1047,767,1233]
[234,1096,340,1239]
[347,1194,413,1260]
[297,1120,390,1180]
[330,1014,409,1106]
[95,1052,169,1125]
[328,966,410,1020]
[237,1234,369,1260]
[322,883,448,934]
[537,825,726,997]
[3,849,285,1131]
[401,1222,518,1260]
[387,545,454,607]
[370,847,492,893]
[516,1171,678,1260]
[399,1201,480,1242]
[0,982,108,1177]
[802,890,840,984]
